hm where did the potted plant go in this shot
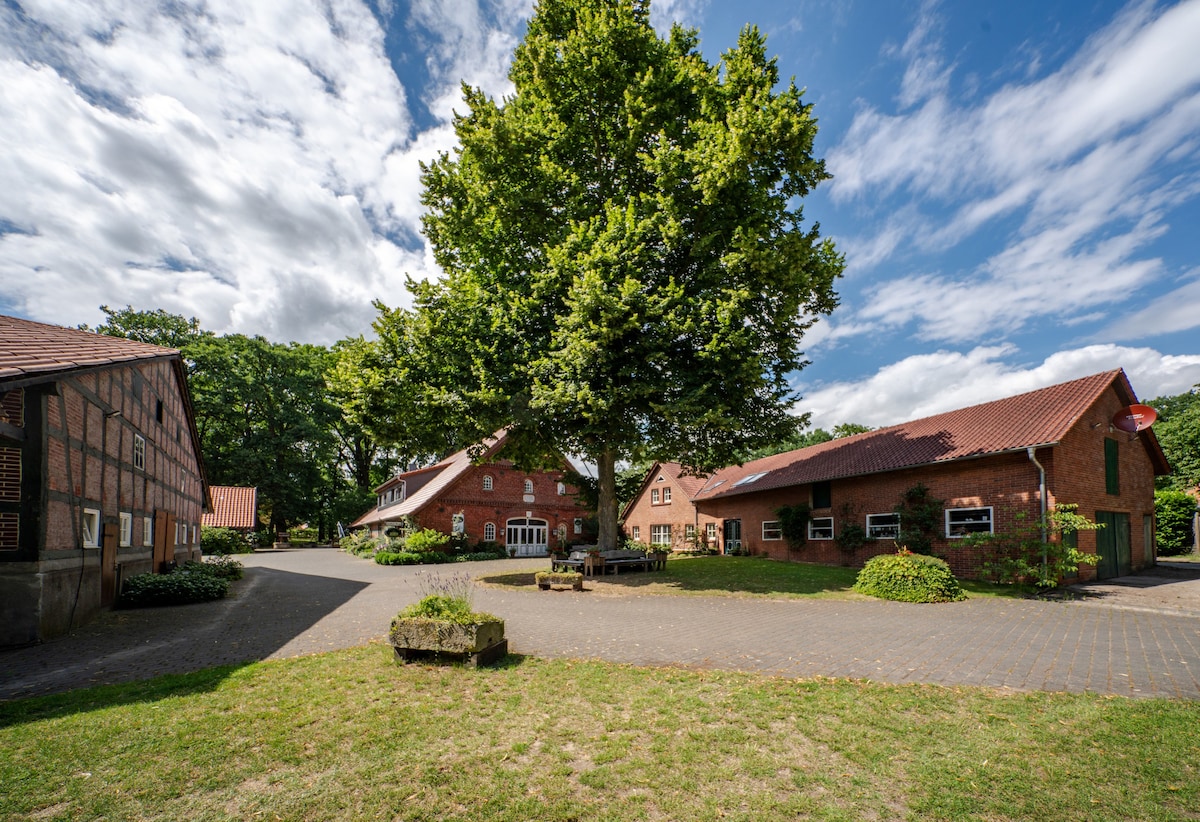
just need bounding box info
[388,574,507,666]
[535,570,584,591]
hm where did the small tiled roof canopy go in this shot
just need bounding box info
[0,314,176,386]
[693,369,1170,501]
[202,487,258,530]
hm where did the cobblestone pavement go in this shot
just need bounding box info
[2,548,1199,701]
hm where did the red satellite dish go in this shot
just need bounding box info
[1111,404,1157,433]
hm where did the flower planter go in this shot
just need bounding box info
[535,571,584,591]
[388,616,507,667]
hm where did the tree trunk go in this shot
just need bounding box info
[596,449,619,551]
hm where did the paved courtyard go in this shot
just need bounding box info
[3,547,1199,700]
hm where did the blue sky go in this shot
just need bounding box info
[2,0,1199,429]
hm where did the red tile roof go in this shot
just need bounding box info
[694,369,1163,501]
[0,314,176,385]
[202,486,259,530]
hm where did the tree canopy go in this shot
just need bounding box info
[1149,387,1200,491]
[399,0,843,549]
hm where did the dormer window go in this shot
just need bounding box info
[483,475,494,491]
[524,479,534,494]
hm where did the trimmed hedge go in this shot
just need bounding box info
[201,526,253,555]
[455,550,507,563]
[119,566,230,608]
[854,550,966,603]
[183,556,244,581]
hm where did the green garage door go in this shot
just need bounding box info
[1095,511,1131,580]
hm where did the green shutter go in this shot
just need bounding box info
[1104,438,1119,495]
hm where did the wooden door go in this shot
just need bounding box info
[1095,512,1131,580]
[100,528,118,606]
[153,509,175,572]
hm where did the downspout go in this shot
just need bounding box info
[1027,447,1048,577]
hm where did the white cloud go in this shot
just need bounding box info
[1099,268,1200,340]
[650,0,709,32]
[825,0,1200,345]
[797,344,1200,429]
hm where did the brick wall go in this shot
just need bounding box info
[622,472,717,550]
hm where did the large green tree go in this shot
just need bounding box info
[1149,387,1200,491]
[403,0,842,550]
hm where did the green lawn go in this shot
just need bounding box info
[482,555,1023,600]
[1,647,1196,821]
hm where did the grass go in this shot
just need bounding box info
[1,646,1197,821]
[481,555,1023,600]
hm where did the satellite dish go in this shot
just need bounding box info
[1111,404,1157,433]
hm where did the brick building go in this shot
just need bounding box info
[351,431,591,555]
[621,462,709,549]
[623,370,1169,581]
[0,315,208,646]
[202,486,259,535]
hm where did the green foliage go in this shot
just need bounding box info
[971,505,1103,588]
[396,594,500,625]
[455,550,507,563]
[374,551,423,566]
[200,526,252,555]
[775,503,810,550]
[182,556,244,581]
[119,566,230,608]
[831,423,873,438]
[404,0,843,551]
[1155,490,1197,555]
[853,550,967,603]
[82,304,210,349]
[535,571,583,586]
[404,528,451,554]
[287,526,318,543]
[340,529,381,557]
[1149,387,1200,491]
[894,484,945,555]
[834,522,867,555]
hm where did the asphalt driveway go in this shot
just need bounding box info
[2,548,1199,700]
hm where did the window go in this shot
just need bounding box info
[573,517,583,534]
[82,508,100,548]
[706,522,717,542]
[176,523,186,545]
[557,481,566,495]
[663,487,672,503]
[808,517,833,540]
[651,489,660,504]
[155,399,163,423]
[133,434,145,470]
[483,475,493,491]
[630,525,641,540]
[656,475,665,482]
[762,520,782,540]
[484,522,496,541]
[452,513,465,534]
[650,524,671,545]
[523,479,534,494]
[1105,438,1119,495]
[685,524,695,539]
[812,481,832,509]
[192,525,198,544]
[143,516,153,547]
[866,513,900,539]
[733,471,768,488]
[946,507,993,537]
[119,513,132,547]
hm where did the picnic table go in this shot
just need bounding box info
[552,549,668,576]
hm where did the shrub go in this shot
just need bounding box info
[341,529,380,557]
[396,594,499,625]
[416,551,452,565]
[854,549,966,603]
[288,526,318,543]
[200,526,252,555]
[375,551,423,566]
[972,505,1102,588]
[893,484,944,555]
[1156,490,1197,556]
[405,528,451,554]
[182,556,244,581]
[119,566,229,608]
[455,550,506,563]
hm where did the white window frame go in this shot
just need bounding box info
[650,524,671,546]
[573,517,583,535]
[946,507,994,538]
[651,489,660,504]
[761,520,782,541]
[866,513,900,540]
[82,508,101,548]
[192,525,198,545]
[484,522,496,542]
[133,434,145,470]
[143,516,154,547]
[663,487,672,503]
[808,517,834,540]
[706,522,717,542]
[557,482,566,496]
[452,513,465,534]
[631,525,641,540]
[119,512,132,547]
[483,475,493,491]
[685,524,696,539]
[523,479,534,494]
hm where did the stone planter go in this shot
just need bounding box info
[535,571,584,591]
[388,616,507,667]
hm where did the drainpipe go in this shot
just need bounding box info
[1027,447,1049,576]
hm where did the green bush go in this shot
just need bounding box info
[1156,490,1197,555]
[397,594,499,625]
[288,526,318,544]
[119,566,229,608]
[340,530,380,557]
[416,551,452,565]
[182,556,244,581]
[375,551,423,566]
[200,526,252,555]
[455,550,507,562]
[405,528,451,554]
[853,550,966,603]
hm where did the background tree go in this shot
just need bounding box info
[1155,490,1197,556]
[82,304,211,353]
[1149,387,1200,491]
[407,0,843,550]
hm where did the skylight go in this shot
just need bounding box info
[732,471,768,487]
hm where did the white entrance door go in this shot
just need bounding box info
[506,518,548,556]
